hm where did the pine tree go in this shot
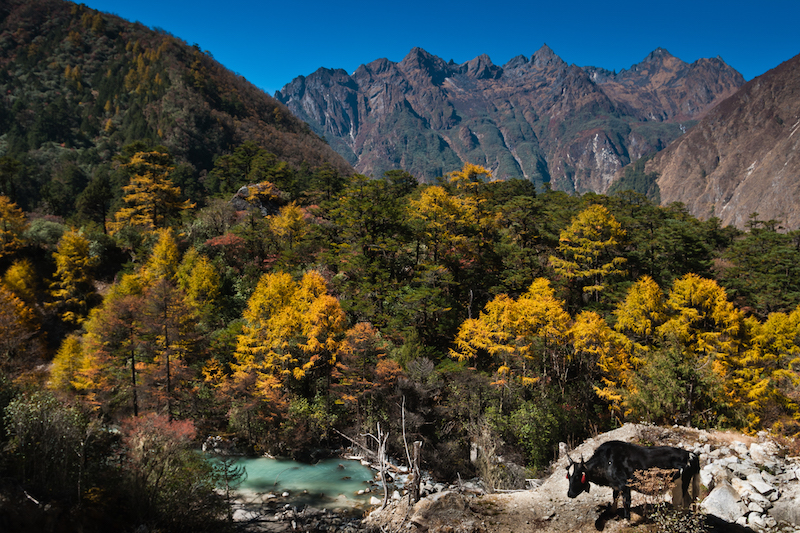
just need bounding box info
[142,227,180,283]
[50,335,84,391]
[49,229,99,325]
[0,195,27,260]
[550,204,626,301]
[110,151,193,234]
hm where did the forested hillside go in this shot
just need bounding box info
[1,1,800,532]
[0,0,352,215]
[3,153,800,529]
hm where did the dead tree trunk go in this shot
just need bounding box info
[365,423,390,509]
[411,440,422,503]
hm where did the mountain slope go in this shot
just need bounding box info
[0,0,352,211]
[646,52,800,229]
[276,45,743,192]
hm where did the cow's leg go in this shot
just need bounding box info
[679,470,692,508]
[611,488,619,511]
[622,486,632,519]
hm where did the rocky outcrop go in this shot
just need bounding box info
[697,434,800,530]
[276,46,743,194]
[646,52,800,229]
[364,424,800,533]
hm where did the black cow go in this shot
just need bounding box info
[565,440,700,519]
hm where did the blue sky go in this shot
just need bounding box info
[82,0,799,95]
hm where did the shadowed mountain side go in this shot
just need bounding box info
[646,52,800,229]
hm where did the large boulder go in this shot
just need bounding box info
[700,480,748,523]
[770,490,800,526]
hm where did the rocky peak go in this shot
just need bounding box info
[644,47,674,62]
[503,54,529,70]
[647,51,800,229]
[399,47,452,84]
[532,44,566,69]
[462,53,502,79]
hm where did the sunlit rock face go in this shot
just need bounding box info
[276,45,743,194]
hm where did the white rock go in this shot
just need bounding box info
[703,463,730,487]
[748,501,764,513]
[769,495,800,525]
[232,509,260,521]
[748,512,766,528]
[392,490,401,501]
[369,496,382,505]
[731,477,754,497]
[700,469,715,490]
[700,481,748,522]
[733,442,749,456]
[750,443,771,463]
[748,491,772,508]
[750,479,777,496]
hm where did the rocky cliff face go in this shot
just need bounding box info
[646,53,800,229]
[276,46,743,193]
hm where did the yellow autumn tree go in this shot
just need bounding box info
[550,204,626,300]
[0,195,27,260]
[269,202,308,251]
[731,310,800,432]
[408,185,478,262]
[614,275,666,347]
[621,274,742,425]
[451,278,571,389]
[571,310,631,421]
[49,229,99,325]
[142,227,180,283]
[657,273,744,368]
[50,335,85,391]
[0,284,38,366]
[3,258,39,305]
[109,151,193,234]
[446,162,493,193]
[176,248,220,323]
[234,270,347,390]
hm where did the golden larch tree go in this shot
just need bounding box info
[110,151,192,234]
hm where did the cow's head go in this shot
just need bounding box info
[566,453,589,498]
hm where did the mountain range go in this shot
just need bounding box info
[3,0,799,230]
[276,45,744,194]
